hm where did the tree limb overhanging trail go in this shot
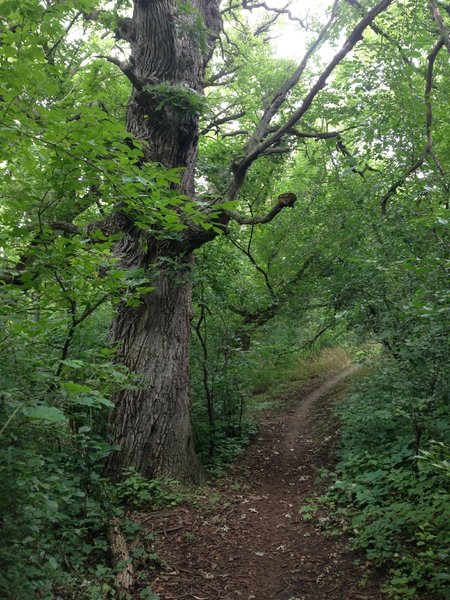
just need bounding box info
[380,37,448,217]
[227,0,395,201]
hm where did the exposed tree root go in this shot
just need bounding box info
[107,517,135,593]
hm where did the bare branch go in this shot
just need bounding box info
[45,11,82,60]
[193,302,215,456]
[200,110,246,135]
[335,138,379,178]
[380,156,426,217]
[221,129,250,138]
[227,255,315,329]
[221,1,241,14]
[216,127,346,140]
[228,235,275,296]
[74,294,109,327]
[205,65,240,86]
[241,0,339,158]
[345,0,419,70]
[45,221,81,235]
[285,254,315,288]
[424,40,444,148]
[242,0,306,28]
[254,11,283,37]
[96,55,143,90]
[289,128,344,140]
[227,192,297,225]
[275,317,336,362]
[260,146,290,155]
[228,302,277,326]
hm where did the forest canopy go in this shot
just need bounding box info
[0,0,449,598]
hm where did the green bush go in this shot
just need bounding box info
[0,419,114,599]
[113,468,189,509]
[323,362,450,599]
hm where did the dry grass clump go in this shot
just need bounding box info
[292,347,352,382]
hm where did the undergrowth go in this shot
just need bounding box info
[318,360,450,599]
[0,422,188,599]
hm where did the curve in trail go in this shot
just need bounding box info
[144,366,386,600]
[283,366,358,453]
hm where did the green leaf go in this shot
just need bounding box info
[26,406,66,423]
[62,381,92,394]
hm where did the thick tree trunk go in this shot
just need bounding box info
[107,266,203,482]
[105,0,221,482]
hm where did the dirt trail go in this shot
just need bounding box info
[283,366,357,452]
[138,369,386,600]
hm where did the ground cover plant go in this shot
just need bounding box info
[324,361,449,599]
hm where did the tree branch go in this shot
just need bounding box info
[254,11,283,37]
[289,128,344,140]
[227,255,315,329]
[260,146,290,155]
[345,0,419,70]
[242,0,306,29]
[200,111,246,135]
[274,317,336,362]
[240,0,339,159]
[228,235,275,296]
[380,39,445,216]
[228,0,394,200]
[226,192,297,224]
[380,156,426,217]
[218,127,346,140]
[221,129,250,138]
[205,65,240,86]
[45,221,82,235]
[335,137,378,178]
[96,55,143,90]
[45,11,82,60]
[428,0,450,54]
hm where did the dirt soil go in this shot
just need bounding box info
[135,368,388,600]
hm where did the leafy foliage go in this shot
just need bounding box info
[113,469,189,509]
[143,82,208,116]
[323,364,450,599]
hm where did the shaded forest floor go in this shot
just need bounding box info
[132,367,388,600]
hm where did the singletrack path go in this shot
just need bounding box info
[138,368,387,600]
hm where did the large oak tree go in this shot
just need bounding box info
[2,0,448,483]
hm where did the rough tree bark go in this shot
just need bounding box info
[105,0,222,482]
